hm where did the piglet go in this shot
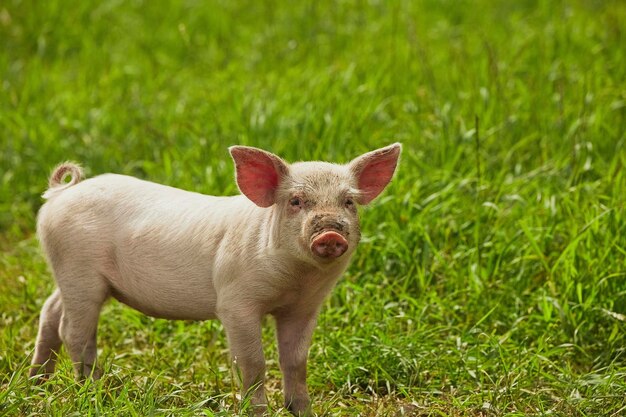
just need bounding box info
[30,143,401,415]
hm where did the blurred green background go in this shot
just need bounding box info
[1,0,625,415]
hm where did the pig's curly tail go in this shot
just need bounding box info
[42,162,84,199]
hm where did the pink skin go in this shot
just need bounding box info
[31,144,401,417]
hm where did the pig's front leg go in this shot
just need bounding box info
[218,306,267,414]
[275,312,318,416]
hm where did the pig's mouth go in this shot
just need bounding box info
[310,230,349,259]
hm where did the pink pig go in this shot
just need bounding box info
[30,143,401,415]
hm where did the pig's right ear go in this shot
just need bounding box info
[229,146,289,208]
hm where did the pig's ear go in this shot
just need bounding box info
[229,146,289,207]
[349,143,402,205]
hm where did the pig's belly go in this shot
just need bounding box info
[105,264,218,321]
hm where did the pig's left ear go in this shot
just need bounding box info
[349,143,402,205]
[229,146,289,208]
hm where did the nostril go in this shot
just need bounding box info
[311,231,349,259]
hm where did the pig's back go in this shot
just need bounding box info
[37,173,256,320]
[38,173,231,247]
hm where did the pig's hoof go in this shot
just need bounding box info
[77,365,102,381]
[249,404,268,416]
[286,398,312,416]
[28,368,51,384]
[90,367,103,380]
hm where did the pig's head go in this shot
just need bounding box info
[229,144,401,266]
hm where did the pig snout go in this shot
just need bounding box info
[308,213,351,259]
[311,231,349,258]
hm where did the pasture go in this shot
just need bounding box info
[1,0,625,415]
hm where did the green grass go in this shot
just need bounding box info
[1,0,626,415]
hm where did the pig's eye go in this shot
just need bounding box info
[289,197,303,208]
[345,198,354,208]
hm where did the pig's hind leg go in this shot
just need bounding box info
[56,269,109,380]
[30,289,63,379]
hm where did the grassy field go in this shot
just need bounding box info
[1,0,626,415]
